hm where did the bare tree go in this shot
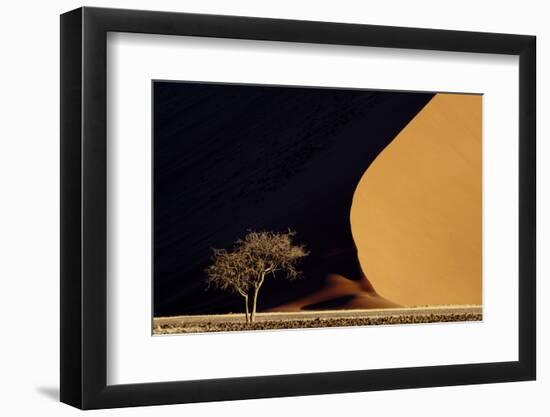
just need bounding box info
[205,230,308,322]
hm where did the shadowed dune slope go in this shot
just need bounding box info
[270,273,399,312]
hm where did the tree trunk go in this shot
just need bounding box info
[243,294,250,323]
[251,288,259,322]
[250,274,265,323]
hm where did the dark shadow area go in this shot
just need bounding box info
[302,295,356,310]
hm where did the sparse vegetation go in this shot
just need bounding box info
[154,310,483,334]
[205,230,308,322]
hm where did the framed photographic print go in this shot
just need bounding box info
[60,6,536,409]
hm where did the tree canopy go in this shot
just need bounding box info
[205,230,308,322]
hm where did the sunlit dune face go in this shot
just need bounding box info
[350,93,482,307]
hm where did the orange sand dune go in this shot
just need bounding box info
[270,274,398,312]
[273,93,481,311]
[351,93,482,307]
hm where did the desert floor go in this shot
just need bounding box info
[153,305,482,334]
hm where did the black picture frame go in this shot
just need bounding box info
[60,6,536,410]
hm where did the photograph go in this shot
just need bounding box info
[152,81,483,334]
